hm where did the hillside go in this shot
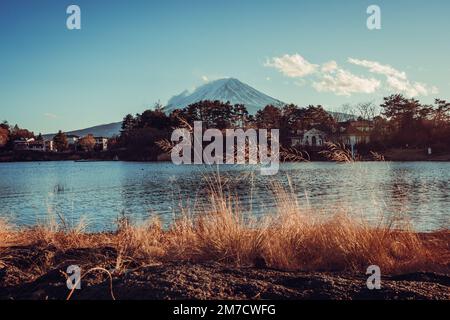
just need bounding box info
[43,122,121,140]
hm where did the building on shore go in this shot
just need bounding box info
[94,136,108,151]
[290,120,374,150]
[13,138,35,151]
[291,128,328,147]
[28,140,54,152]
[13,138,54,152]
[338,120,373,146]
[66,135,80,151]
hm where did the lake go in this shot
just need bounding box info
[0,161,448,232]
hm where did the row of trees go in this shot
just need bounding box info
[52,131,99,152]
[0,123,70,152]
[118,101,337,157]
[373,95,450,149]
[0,122,36,149]
[0,124,103,153]
[118,94,449,158]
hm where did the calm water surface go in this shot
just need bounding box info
[0,161,448,231]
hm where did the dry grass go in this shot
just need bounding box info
[320,142,361,162]
[0,181,448,282]
[320,142,387,162]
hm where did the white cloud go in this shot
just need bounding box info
[317,59,381,96]
[313,69,381,96]
[201,75,209,82]
[321,60,338,73]
[265,54,379,95]
[386,76,438,97]
[348,58,438,97]
[265,53,438,97]
[265,54,318,77]
[348,58,407,80]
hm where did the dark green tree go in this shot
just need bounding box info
[231,104,251,128]
[255,105,282,129]
[121,114,136,136]
[380,94,430,146]
[297,105,336,133]
[53,130,68,152]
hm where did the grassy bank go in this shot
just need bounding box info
[1,185,448,279]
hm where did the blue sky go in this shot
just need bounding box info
[0,0,449,133]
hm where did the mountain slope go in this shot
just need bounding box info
[43,122,122,140]
[165,78,285,114]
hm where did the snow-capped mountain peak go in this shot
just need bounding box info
[165,78,284,114]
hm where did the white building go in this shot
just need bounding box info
[13,138,35,150]
[94,136,108,151]
[66,135,80,147]
[14,138,54,152]
[291,128,327,147]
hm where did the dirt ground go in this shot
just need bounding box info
[0,231,448,300]
[1,257,448,300]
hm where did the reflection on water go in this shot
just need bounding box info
[0,161,448,231]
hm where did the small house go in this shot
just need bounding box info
[94,136,108,151]
[339,120,373,146]
[291,128,328,147]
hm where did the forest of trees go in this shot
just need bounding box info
[1,94,449,159]
[0,121,35,150]
[116,94,449,159]
[372,95,450,150]
[116,100,338,159]
[0,123,70,153]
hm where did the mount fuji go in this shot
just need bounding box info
[44,78,352,138]
[165,78,285,114]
